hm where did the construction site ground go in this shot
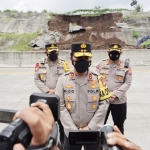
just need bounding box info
[0,66,150,149]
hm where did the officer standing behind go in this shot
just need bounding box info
[96,43,132,134]
[34,43,70,94]
[34,43,70,150]
[55,42,110,150]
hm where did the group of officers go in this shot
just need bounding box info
[32,42,141,150]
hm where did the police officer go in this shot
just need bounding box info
[96,43,132,134]
[34,43,70,150]
[34,43,70,94]
[55,42,110,150]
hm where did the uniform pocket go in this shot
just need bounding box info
[87,95,99,113]
[115,70,125,83]
[100,69,109,81]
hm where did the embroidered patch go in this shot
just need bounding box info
[40,74,44,79]
[92,96,97,101]
[92,104,97,109]
[118,76,123,81]
[66,96,72,101]
[66,102,72,110]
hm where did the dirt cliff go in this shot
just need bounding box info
[48,13,134,50]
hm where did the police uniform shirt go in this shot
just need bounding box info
[34,58,70,93]
[96,59,132,104]
[55,70,110,137]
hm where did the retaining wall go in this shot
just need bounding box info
[0,49,150,67]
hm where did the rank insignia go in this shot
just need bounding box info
[118,76,123,81]
[66,96,72,101]
[92,96,97,101]
[70,72,74,79]
[89,73,92,80]
[66,102,72,110]
[100,77,106,87]
[40,74,44,79]
[92,104,97,109]
[65,85,73,88]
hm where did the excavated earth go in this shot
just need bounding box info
[48,13,135,50]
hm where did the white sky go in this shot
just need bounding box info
[0,0,150,13]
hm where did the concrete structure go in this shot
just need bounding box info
[0,49,150,67]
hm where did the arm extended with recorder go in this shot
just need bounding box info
[0,93,60,150]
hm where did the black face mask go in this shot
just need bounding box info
[48,53,58,61]
[108,51,120,61]
[72,59,91,73]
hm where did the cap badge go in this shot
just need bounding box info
[81,43,86,49]
[114,45,118,48]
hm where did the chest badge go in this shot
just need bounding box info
[40,74,44,79]
[92,96,97,101]
[66,96,72,101]
[66,102,72,110]
[92,104,97,109]
[118,76,123,81]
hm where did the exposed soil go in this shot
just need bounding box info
[48,13,136,50]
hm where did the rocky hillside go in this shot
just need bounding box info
[0,12,150,51]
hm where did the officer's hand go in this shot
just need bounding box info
[48,89,55,94]
[110,92,116,98]
[82,126,90,130]
[13,102,54,149]
[107,125,142,150]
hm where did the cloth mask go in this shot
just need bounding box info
[72,59,91,73]
[48,53,58,61]
[108,51,120,61]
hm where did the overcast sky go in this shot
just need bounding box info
[0,0,150,13]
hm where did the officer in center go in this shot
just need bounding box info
[55,42,110,150]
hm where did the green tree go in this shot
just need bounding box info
[130,0,143,12]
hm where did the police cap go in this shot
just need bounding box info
[71,42,92,57]
[45,43,58,52]
[109,43,122,52]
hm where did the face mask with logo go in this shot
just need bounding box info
[48,53,58,61]
[108,51,120,61]
[72,59,91,73]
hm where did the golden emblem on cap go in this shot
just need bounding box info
[51,44,54,47]
[81,43,86,49]
[92,104,97,109]
[92,96,97,101]
[114,44,118,49]
[66,102,72,110]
